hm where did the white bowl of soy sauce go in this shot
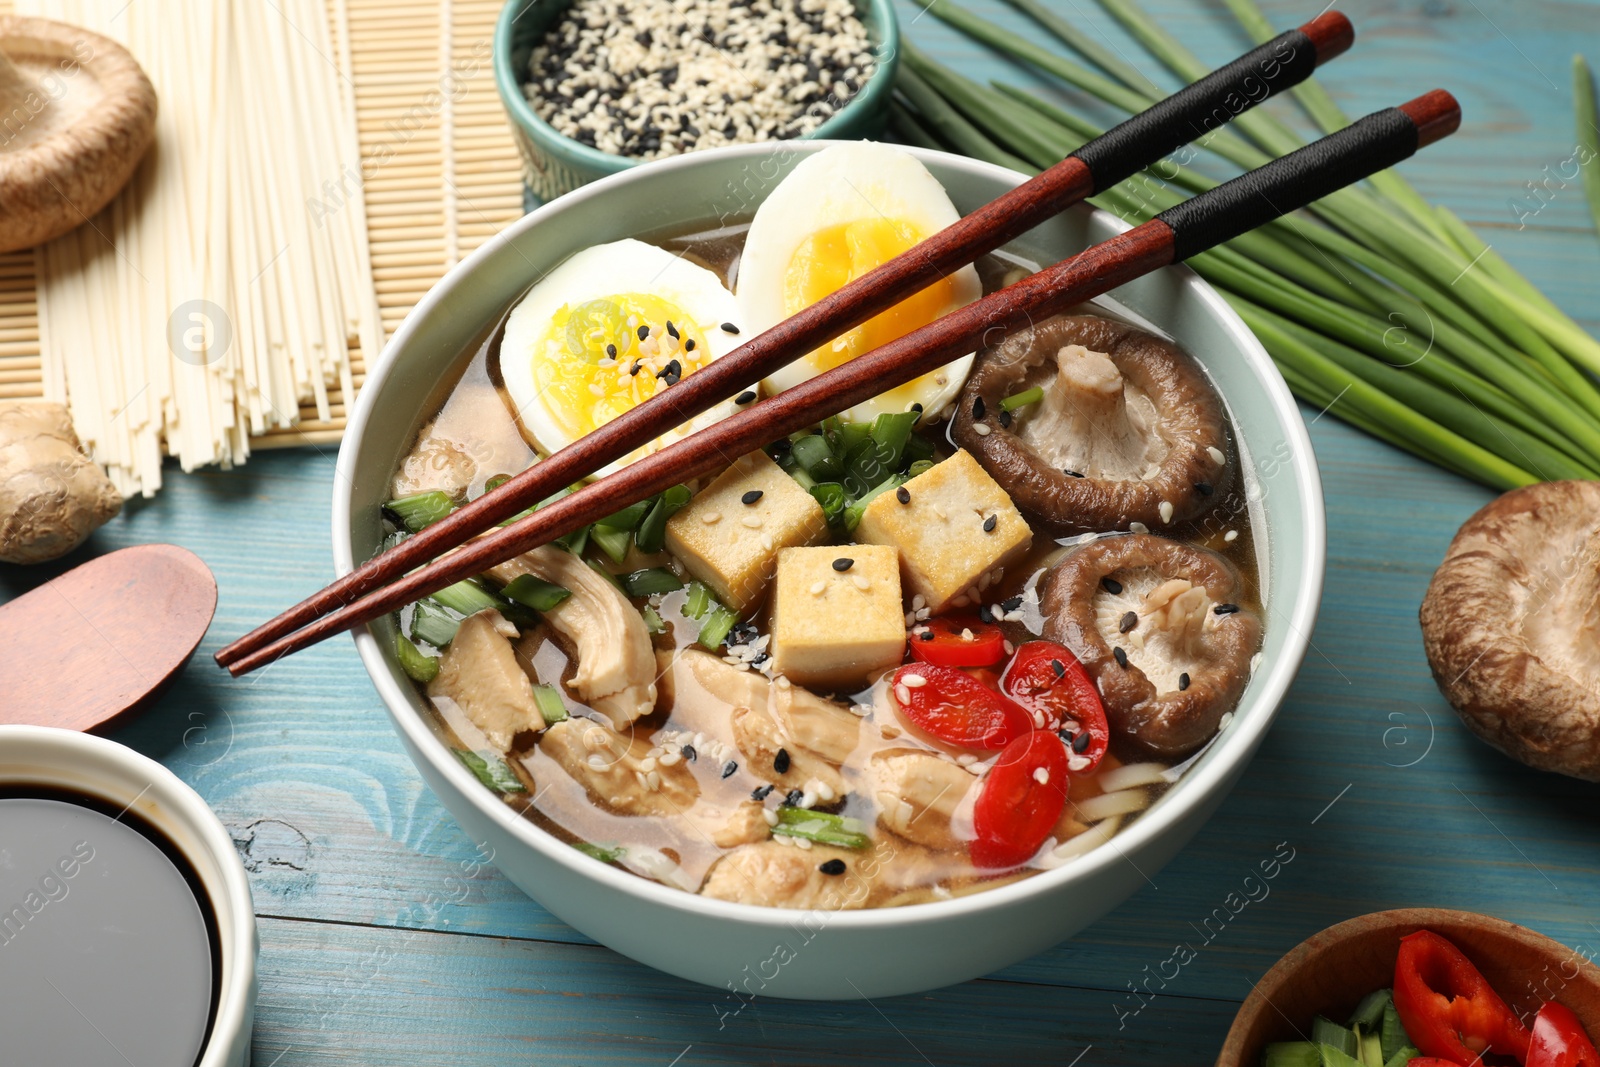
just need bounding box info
[0,726,256,1066]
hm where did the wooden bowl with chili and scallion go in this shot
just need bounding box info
[1218,909,1600,1067]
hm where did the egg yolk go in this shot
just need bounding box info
[529,293,710,445]
[782,216,962,411]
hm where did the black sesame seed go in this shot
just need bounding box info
[1050,659,1065,679]
[997,409,1013,429]
[1100,577,1123,595]
[774,748,791,774]
[978,604,995,624]
[656,359,682,380]
[769,439,792,456]
[919,631,934,641]
[721,760,738,779]
[1001,596,1022,612]
[663,372,680,386]
[785,788,804,807]
[1215,603,1240,616]
[832,557,853,572]
[818,858,846,876]
[665,320,679,339]
[1119,611,1138,634]
[972,396,986,420]
[983,514,998,533]
[751,784,774,801]
[1113,646,1129,668]
[1064,469,1085,478]
[605,343,617,359]
[720,322,739,334]
[637,324,650,341]
[1057,728,1073,743]
[681,744,697,762]
[735,390,756,405]
[1072,731,1092,753]
[1194,482,1213,496]
[1179,672,1191,691]
[684,338,696,353]
[741,489,764,505]
[895,486,910,505]
[910,403,923,413]
[629,361,642,376]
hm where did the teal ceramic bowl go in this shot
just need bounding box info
[334,142,1327,1000]
[493,0,900,201]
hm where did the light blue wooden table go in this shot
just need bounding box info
[8,1,1598,1062]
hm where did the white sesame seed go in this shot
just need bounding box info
[639,757,657,773]
[1003,639,1015,655]
[960,628,974,641]
[956,754,977,766]
[776,675,791,690]
[1129,521,1149,534]
[952,595,970,608]
[647,770,662,791]
[587,754,609,771]
[1033,767,1050,784]
[809,580,826,596]
[701,511,722,525]
[1225,529,1239,542]
[901,673,926,688]
[911,594,926,611]
[1208,446,1226,465]
[972,422,991,436]
[794,836,813,850]
[659,752,681,767]
[1068,754,1091,772]
[850,573,870,591]
[1159,500,1174,524]
[894,683,911,705]
[741,515,764,529]
[763,808,779,827]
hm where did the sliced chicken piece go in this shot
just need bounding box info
[539,718,698,817]
[700,841,876,910]
[488,546,657,727]
[732,705,846,797]
[391,418,478,500]
[868,750,978,852]
[705,802,772,849]
[427,610,544,752]
[772,683,864,767]
[655,647,767,736]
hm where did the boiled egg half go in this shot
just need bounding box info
[735,142,982,423]
[499,239,746,475]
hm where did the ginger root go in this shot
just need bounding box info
[0,402,121,564]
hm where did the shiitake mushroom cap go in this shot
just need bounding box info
[1041,533,1260,758]
[1420,480,1600,782]
[951,314,1234,536]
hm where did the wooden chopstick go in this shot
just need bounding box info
[215,12,1354,670]
[224,91,1460,676]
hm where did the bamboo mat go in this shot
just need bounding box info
[0,0,525,449]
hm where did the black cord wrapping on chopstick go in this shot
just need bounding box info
[1157,106,1418,261]
[1071,27,1321,193]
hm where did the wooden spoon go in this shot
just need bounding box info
[0,544,217,731]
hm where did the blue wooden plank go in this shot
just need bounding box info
[0,1,1597,1061]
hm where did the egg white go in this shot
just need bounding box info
[735,142,983,424]
[500,239,747,476]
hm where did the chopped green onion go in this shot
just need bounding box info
[1260,1042,1321,1067]
[554,523,590,555]
[587,559,625,591]
[682,580,739,649]
[430,579,507,618]
[452,749,527,794]
[1378,1003,1412,1063]
[589,524,633,565]
[1317,1045,1365,1067]
[1381,1049,1418,1067]
[772,807,871,849]
[531,683,568,724]
[809,481,847,525]
[1311,1017,1357,1059]
[787,465,817,491]
[842,473,905,531]
[622,567,684,597]
[596,499,651,532]
[501,574,572,613]
[870,409,919,469]
[384,490,455,532]
[1358,1032,1383,1067]
[904,433,935,463]
[907,458,934,478]
[572,841,626,863]
[395,634,440,683]
[409,599,460,648]
[642,604,666,634]
[482,473,512,493]
[1347,989,1391,1032]
[1001,386,1044,412]
[790,433,842,481]
[632,486,689,555]
[1575,55,1600,240]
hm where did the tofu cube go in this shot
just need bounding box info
[855,450,1032,613]
[770,545,905,690]
[666,450,827,613]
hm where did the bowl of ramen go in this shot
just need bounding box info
[333,140,1326,999]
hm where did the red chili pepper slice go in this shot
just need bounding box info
[1528,1002,1600,1067]
[999,641,1111,773]
[1394,929,1533,1065]
[970,730,1070,869]
[909,613,1008,668]
[891,663,1034,751]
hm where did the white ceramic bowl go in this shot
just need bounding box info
[333,142,1326,1000]
[0,725,257,1064]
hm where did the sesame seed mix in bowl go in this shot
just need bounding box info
[524,0,878,159]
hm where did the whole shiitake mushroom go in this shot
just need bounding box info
[1419,480,1600,782]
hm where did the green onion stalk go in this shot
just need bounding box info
[891,3,1600,489]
